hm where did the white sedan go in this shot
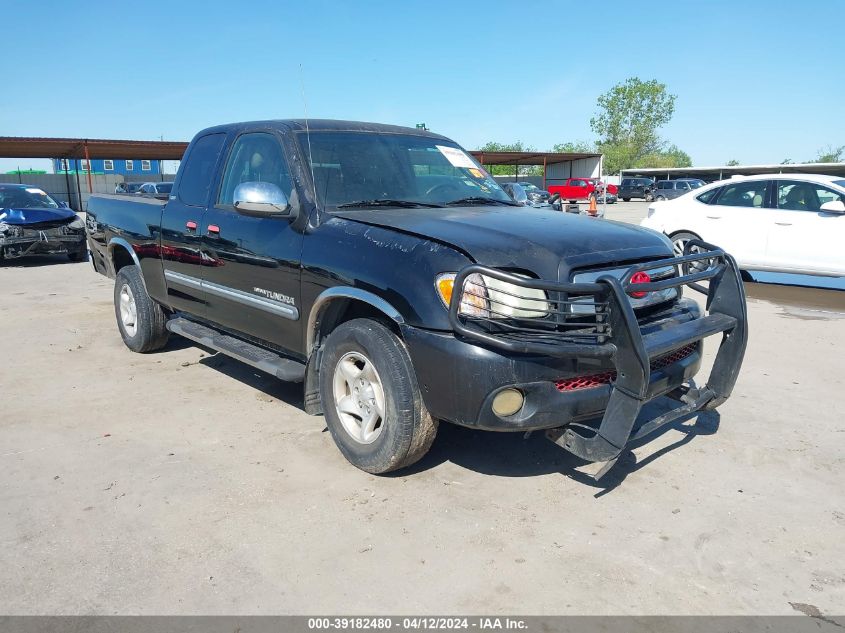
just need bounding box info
[641,173,845,277]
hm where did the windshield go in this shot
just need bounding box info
[519,183,540,193]
[301,131,512,209]
[0,187,60,209]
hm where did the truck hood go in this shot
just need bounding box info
[334,206,673,279]
[0,207,78,230]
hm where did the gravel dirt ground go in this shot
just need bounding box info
[1,202,843,615]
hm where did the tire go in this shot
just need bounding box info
[114,266,169,353]
[645,191,654,202]
[319,318,438,474]
[656,195,666,201]
[622,197,631,202]
[670,231,711,274]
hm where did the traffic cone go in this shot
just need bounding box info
[588,195,598,216]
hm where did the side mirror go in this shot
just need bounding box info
[820,200,845,213]
[233,181,291,217]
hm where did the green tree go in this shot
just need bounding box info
[477,141,541,176]
[725,159,741,166]
[550,141,595,154]
[810,145,844,163]
[590,77,677,172]
[636,145,692,169]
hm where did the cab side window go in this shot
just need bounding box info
[697,187,721,204]
[714,180,769,208]
[777,180,845,212]
[178,133,226,207]
[218,132,293,207]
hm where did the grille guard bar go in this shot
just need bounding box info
[447,240,748,469]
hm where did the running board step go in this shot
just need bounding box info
[166,317,305,382]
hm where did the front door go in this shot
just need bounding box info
[767,180,845,275]
[160,132,227,316]
[200,131,304,356]
[567,179,589,201]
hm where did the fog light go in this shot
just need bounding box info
[492,388,524,417]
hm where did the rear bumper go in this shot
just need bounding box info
[407,242,748,465]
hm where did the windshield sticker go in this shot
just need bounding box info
[25,188,46,195]
[468,168,485,179]
[436,145,476,169]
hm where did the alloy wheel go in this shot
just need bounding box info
[332,351,386,444]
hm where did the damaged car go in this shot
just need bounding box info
[0,184,87,261]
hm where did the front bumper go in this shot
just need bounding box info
[407,242,748,465]
[0,232,85,258]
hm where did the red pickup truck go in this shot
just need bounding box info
[548,178,617,202]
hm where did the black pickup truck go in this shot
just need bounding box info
[87,120,748,478]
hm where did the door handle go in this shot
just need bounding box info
[185,220,197,231]
[775,222,792,226]
[207,224,220,235]
[706,215,722,219]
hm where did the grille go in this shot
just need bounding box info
[555,343,698,392]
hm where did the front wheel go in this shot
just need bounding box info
[114,266,169,353]
[645,191,654,202]
[671,231,712,274]
[319,319,438,474]
[622,197,631,202]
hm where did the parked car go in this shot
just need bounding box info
[641,173,845,277]
[618,177,655,202]
[517,182,551,205]
[596,191,618,204]
[139,182,174,196]
[654,179,706,201]
[547,177,606,203]
[0,184,87,261]
[588,178,618,195]
[86,119,747,479]
[500,182,530,206]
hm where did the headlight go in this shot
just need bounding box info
[436,272,549,318]
[68,216,85,230]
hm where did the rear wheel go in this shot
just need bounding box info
[656,195,666,201]
[319,318,438,474]
[622,197,631,202]
[114,266,169,353]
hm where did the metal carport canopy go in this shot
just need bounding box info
[469,151,601,165]
[0,136,188,160]
[621,162,845,182]
[0,138,602,166]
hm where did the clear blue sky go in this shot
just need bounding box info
[2,0,842,173]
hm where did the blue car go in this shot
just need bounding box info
[0,184,87,261]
